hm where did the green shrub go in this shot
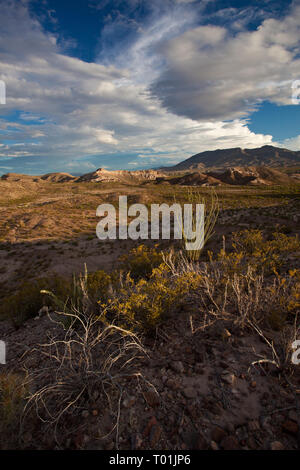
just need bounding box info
[119,244,163,281]
[0,275,71,327]
[105,264,199,333]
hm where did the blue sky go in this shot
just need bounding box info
[0,0,300,175]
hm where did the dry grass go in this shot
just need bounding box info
[21,297,147,447]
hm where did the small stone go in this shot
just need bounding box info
[104,440,115,450]
[220,436,240,450]
[248,420,260,432]
[149,424,162,447]
[123,396,136,408]
[183,387,197,399]
[221,372,236,386]
[282,419,299,435]
[219,360,229,369]
[270,441,285,451]
[211,426,227,443]
[247,436,257,450]
[82,410,89,418]
[166,379,180,391]
[38,305,49,317]
[194,435,208,450]
[131,433,143,450]
[210,440,219,450]
[144,389,160,408]
[236,426,248,442]
[143,416,157,438]
[288,410,298,422]
[171,361,184,374]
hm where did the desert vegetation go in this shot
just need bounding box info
[0,173,299,450]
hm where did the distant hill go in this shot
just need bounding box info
[165,145,300,171]
[76,168,163,183]
[40,172,76,183]
[157,166,298,187]
[1,168,164,184]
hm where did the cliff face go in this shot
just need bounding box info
[76,168,164,182]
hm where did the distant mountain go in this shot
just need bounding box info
[165,145,300,171]
[157,166,298,187]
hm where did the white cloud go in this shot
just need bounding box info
[281,134,300,151]
[0,0,287,172]
[151,4,300,120]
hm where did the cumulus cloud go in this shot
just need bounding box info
[0,0,286,173]
[150,4,300,120]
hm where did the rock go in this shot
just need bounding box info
[220,435,240,450]
[210,440,219,450]
[149,424,162,447]
[247,436,258,450]
[221,372,236,386]
[171,361,184,374]
[143,416,157,438]
[183,387,197,399]
[166,379,180,391]
[143,389,160,408]
[270,441,285,450]
[211,426,227,443]
[123,396,136,408]
[248,420,260,432]
[236,426,248,442]
[282,419,299,435]
[288,410,298,422]
[131,433,143,450]
[38,305,49,317]
[81,410,89,418]
[219,360,229,369]
[104,440,115,450]
[194,435,208,450]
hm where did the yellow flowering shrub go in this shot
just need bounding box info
[119,244,163,280]
[106,264,200,333]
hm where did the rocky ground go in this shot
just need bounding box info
[0,306,299,450]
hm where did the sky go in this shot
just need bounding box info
[0,0,300,175]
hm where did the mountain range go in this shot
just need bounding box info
[1,145,300,187]
[163,145,300,171]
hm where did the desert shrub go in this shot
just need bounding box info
[166,251,300,331]
[0,275,72,327]
[119,244,163,281]
[224,229,300,274]
[106,264,199,333]
[86,269,113,302]
[0,267,117,328]
[23,310,145,448]
[287,269,300,313]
